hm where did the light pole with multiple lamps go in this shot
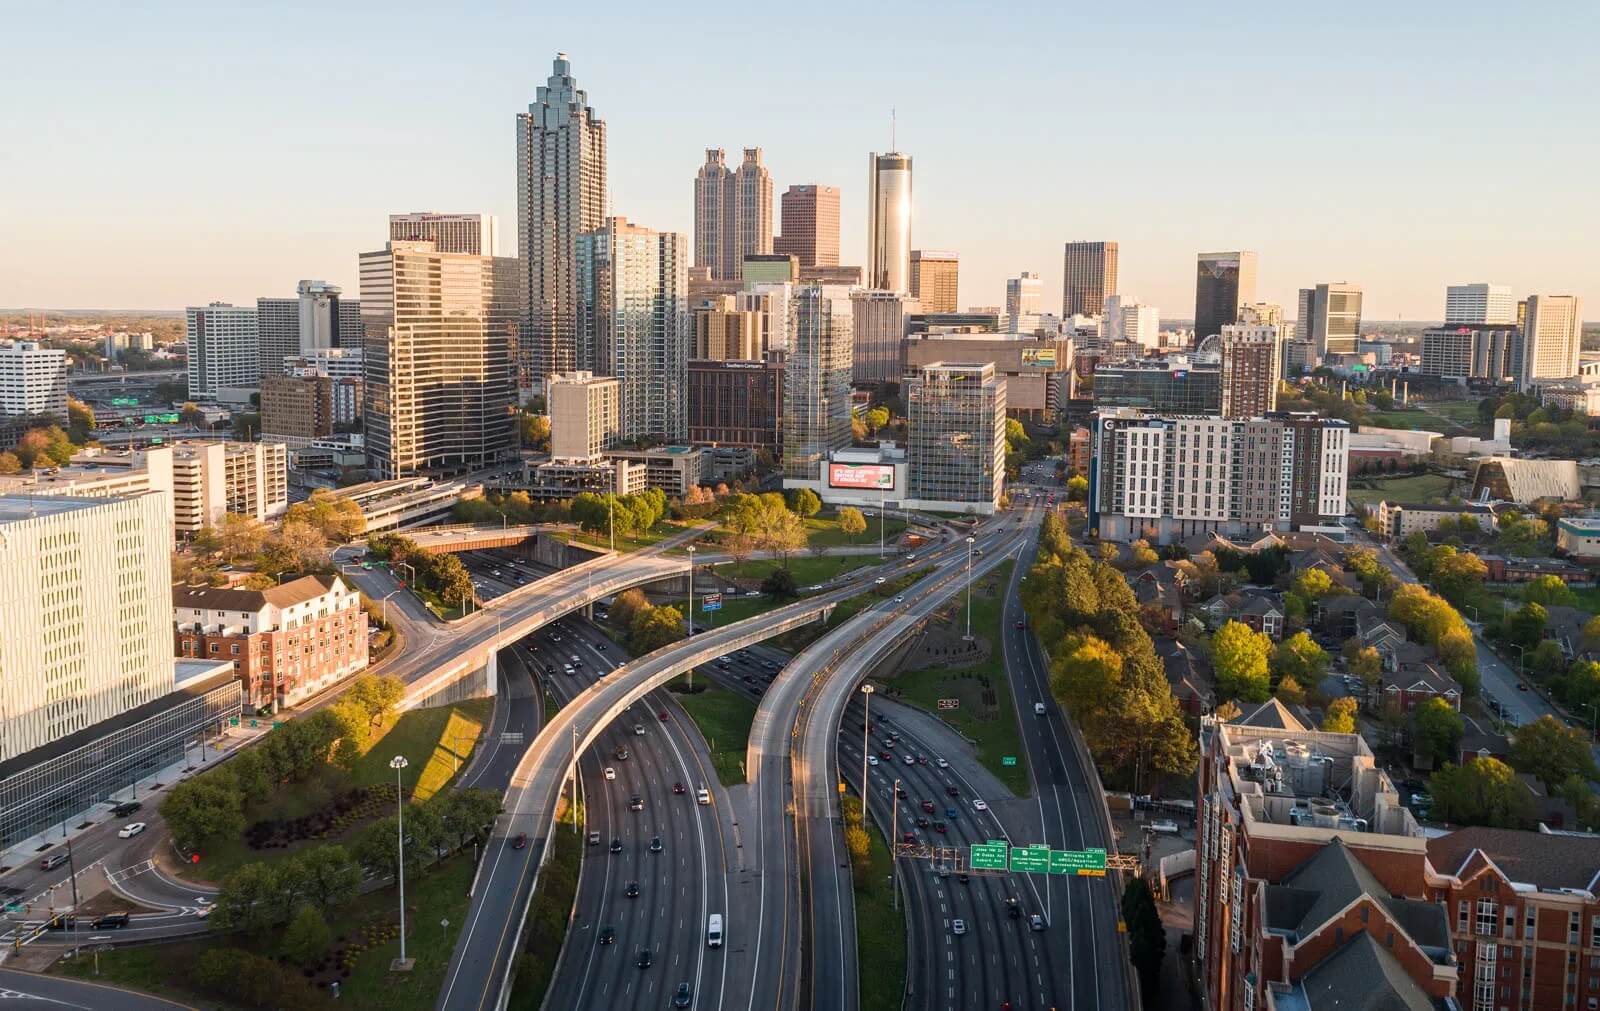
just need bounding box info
[963,536,976,641]
[389,755,413,972]
[860,684,875,828]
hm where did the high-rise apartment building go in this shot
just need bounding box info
[185,302,259,399]
[256,297,300,380]
[1297,283,1363,362]
[905,362,1006,512]
[693,148,772,282]
[359,240,518,479]
[1521,294,1582,386]
[547,371,621,461]
[740,284,794,353]
[1062,240,1119,318]
[1444,282,1515,325]
[1219,322,1282,418]
[850,289,918,385]
[782,285,854,482]
[909,250,959,314]
[694,295,763,361]
[867,152,913,293]
[256,280,362,380]
[575,217,689,442]
[0,341,68,421]
[517,53,607,386]
[774,184,840,267]
[388,212,498,255]
[1101,295,1161,353]
[0,493,174,761]
[1194,251,1258,342]
[1089,408,1348,543]
[1421,326,1522,384]
[1005,272,1043,333]
[260,374,334,446]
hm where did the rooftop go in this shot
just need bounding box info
[173,574,342,614]
[1426,825,1600,894]
[1271,930,1444,1011]
[0,493,134,523]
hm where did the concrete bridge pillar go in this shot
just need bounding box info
[484,648,499,698]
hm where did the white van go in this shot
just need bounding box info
[1033,702,1046,716]
[707,913,723,948]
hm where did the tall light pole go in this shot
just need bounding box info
[889,777,900,911]
[389,755,411,971]
[686,546,697,691]
[380,590,399,625]
[963,536,976,641]
[570,722,579,835]
[860,684,875,829]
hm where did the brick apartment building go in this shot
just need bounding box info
[173,574,367,712]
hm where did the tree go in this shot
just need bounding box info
[1529,640,1567,679]
[296,845,362,910]
[67,399,95,443]
[0,451,18,474]
[1122,877,1167,997]
[850,415,868,442]
[1506,602,1548,649]
[1050,635,1124,724]
[353,816,402,879]
[630,605,683,654]
[1523,574,1577,608]
[611,588,649,631]
[346,674,406,730]
[1212,621,1272,703]
[1322,697,1358,734]
[210,862,281,931]
[1510,716,1598,790]
[1275,676,1307,705]
[1272,631,1329,686]
[274,520,330,572]
[1213,700,1243,722]
[1413,697,1465,765]
[191,947,293,1009]
[1128,539,1159,569]
[1004,417,1029,452]
[864,405,890,433]
[837,507,867,541]
[215,513,268,562]
[762,566,798,601]
[161,769,245,849]
[1348,644,1383,684]
[519,413,551,452]
[283,904,331,966]
[787,488,822,518]
[1584,616,1600,653]
[1290,568,1335,601]
[1430,547,1488,605]
[1430,758,1534,829]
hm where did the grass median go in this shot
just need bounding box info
[668,678,757,786]
[508,795,585,1009]
[851,803,907,1010]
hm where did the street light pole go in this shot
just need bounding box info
[963,536,976,641]
[890,777,900,912]
[389,755,411,970]
[686,546,697,691]
[860,684,874,830]
[570,722,579,835]
[381,590,399,625]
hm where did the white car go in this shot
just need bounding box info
[633,724,646,736]
[697,788,712,806]
[868,756,880,766]
[604,767,617,780]
[935,758,949,769]
[118,822,147,839]
[894,596,905,603]
[952,918,967,936]
[971,799,988,812]
[903,753,916,765]
[194,906,212,919]
[874,577,887,585]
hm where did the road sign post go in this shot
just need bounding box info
[1049,847,1108,876]
[970,840,1009,871]
[1002,756,1018,767]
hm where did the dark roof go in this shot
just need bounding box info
[1267,839,1451,955]
[1386,665,1461,697]
[172,574,340,612]
[1457,732,1510,757]
[1238,594,1283,618]
[1235,698,1307,732]
[1293,931,1442,1011]
[1388,501,1493,514]
[1427,827,1600,892]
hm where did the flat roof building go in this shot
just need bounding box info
[909,249,959,314]
[185,302,259,399]
[905,362,1006,513]
[548,371,621,462]
[774,184,840,268]
[783,285,854,483]
[0,340,68,422]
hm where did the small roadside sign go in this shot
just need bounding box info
[702,593,723,612]
[937,698,959,711]
[1002,756,1018,767]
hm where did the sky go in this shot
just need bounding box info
[3,1,1597,320]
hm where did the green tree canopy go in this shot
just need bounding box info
[1510,715,1599,790]
[1213,621,1273,703]
[1322,697,1358,734]
[1413,697,1465,765]
[1430,758,1534,829]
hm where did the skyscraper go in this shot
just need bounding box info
[1219,322,1283,419]
[517,53,607,387]
[1193,251,1258,342]
[906,362,1007,513]
[1062,241,1119,318]
[1521,294,1583,386]
[775,184,840,267]
[389,212,499,255]
[256,281,362,379]
[1444,282,1515,325]
[256,296,300,380]
[1005,272,1042,332]
[1101,295,1161,353]
[185,302,259,399]
[575,217,689,443]
[0,341,67,421]
[1296,283,1362,362]
[693,148,772,282]
[783,285,854,482]
[359,240,518,479]
[867,152,913,293]
[850,289,918,385]
[909,250,958,313]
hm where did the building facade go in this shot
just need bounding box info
[867,152,913,293]
[1101,294,1161,352]
[260,374,334,446]
[1005,271,1043,333]
[1220,323,1283,419]
[548,371,621,461]
[774,184,840,268]
[782,285,854,482]
[1094,356,1222,414]
[1194,251,1258,343]
[902,333,1071,419]
[388,212,498,255]
[905,362,1006,513]
[686,356,783,451]
[1420,326,1522,384]
[359,240,518,479]
[575,217,689,443]
[693,295,763,360]
[1063,240,1119,318]
[1522,294,1583,386]
[909,250,959,314]
[0,341,68,421]
[185,302,259,399]
[517,53,607,385]
[850,289,918,385]
[1298,283,1363,362]
[1445,282,1515,325]
[693,148,772,282]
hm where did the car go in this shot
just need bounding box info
[933,822,947,834]
[917,755,928,765]
[570,654,581,663]
[1015,620,1026,629]
[763,661,777,671]
[92,913,130,930]
[874,577,887,585]
[971,799,988,812]
[935,758,949,769]
[659,711,670,721]
[629,796,644,811]
[40,852,68,871]
[957,873,970,884]
[194,906,212,919]
[673,781,687,795]
[625,881,641,898]
[1149,820,1180,835]
[546,663,557,673]
[903,754,916,765]
[946,807,959,819]
[512,833,528,849]
[117,822,147,839]
[588,831,601,846]
[902,831,916,843]
[563,665,574,675]
[598,926,616,945]
[610,837,623,853]
[596,642,607,651]
[615,746,629,760]
[1518,682,1529,691]
[1005,897,1022,919]
[921,800,936,813]
[636,948,652,968]
[697,788,712,805]
[878,750,892,760]
[1029,914,1046,932]
[895,786,907,799]
[915,816,930,828]
[867,756,879,766]
[673,983,693,1008]
[952,918,967,936]
[650,836,663,853]
[111,801,142,817]
[551,634,562,643]
[604,766,617,780]
[907,554,917,561]
[634,724,646,736]
[743,675,755,683]
[945,786,960,797]
[894,596,905,603]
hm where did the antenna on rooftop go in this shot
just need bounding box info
[891,107,896,151]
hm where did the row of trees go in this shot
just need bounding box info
[367,533,475,606]
[610,588,686,655]
[720,492,807,565]
[178,489,364,588]
[571,488,669,537]
[0,421,81,473]
[1387,583,1480,696]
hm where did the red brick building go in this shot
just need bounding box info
[173,574,368,712]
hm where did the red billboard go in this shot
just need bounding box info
[828,463,895,490]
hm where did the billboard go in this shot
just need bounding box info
[828,463,895,490]
[1021,347,1057,368]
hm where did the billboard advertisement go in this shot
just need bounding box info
[1021,347,1057,368]
[828,463,895,490]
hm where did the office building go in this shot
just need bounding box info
[907,311,1002,335]
[1444,282,1515,325]
[1101,294,1161,353]
[548,371,621,462]
[174,574,367,712]
[255,296,300,380]
[185,302,259,399]
[517,53,607,385]
[782,285,854,482]
[687,355,783,451]
[867,152,913,292]
[742,254,797,285]
[1420,326,1522,384]
[1094,356,1222,413]
[1005,272,1043,333]
[1219,322,1282,418]
[359,240,518,479]
[287,347,364,381]
[909,250,959,313]
[739,283,794,353]
[0,493,174,762]
[255,280,362,380]
[694,295,763,361]
[1194,251,1257,342]
[260,374,334,446]
[1089,408,1349,543]
[1521,294,1582,385]
[693,148,772,282]
[774,184,840,267]
[905,362,1006,513]
[1297,283,1363,362]
[1062,241,1118,318]
[388,212,498,255]
[850,289,918,385]
[902,333,1071,419]
[799,264,864,286]
[0,341,68,421]
[575,217,689,443]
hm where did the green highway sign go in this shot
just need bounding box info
[1050,847,1108,876]
[1009,844,1050,874]
[970,840,1009,871]
[1001,756,1018,767]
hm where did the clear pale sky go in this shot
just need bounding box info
[3,1,1596,320]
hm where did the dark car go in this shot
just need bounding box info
[946,786,960,797]
[598,926,616,945]
[111,801,142,818]
[915,817,930,828]
[673,781,687,795]
[629,795,644,811]
[1015,620,1026,629]
[902,831,916,843]
[674,983,693,1007]
[933,822,947,834]
[658,711,670,721]
[596,642,607,651]
[650,836,663,853]
[92,913,130,930]
[636,949,653,968]
[615,746,629,760]
[878,750,891,760]
[625,881,640,898]
[1005,897,1022,919]
[895,786,907,799]
[921,800,936,813]
[512,833,528,850]
[610,837,623,853]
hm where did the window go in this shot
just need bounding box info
[1478,899,1499,936]
[1572,910,1583,945]
[1460,901,1471,934]
[1528,907,1538,940]
[1594,918,1600,949]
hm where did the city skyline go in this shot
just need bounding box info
[4,5,1596,319]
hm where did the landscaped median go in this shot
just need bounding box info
[842,795,907,1010]
[508,795,584,1008]
[668,677,758,785]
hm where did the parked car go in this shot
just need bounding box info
[111,801,142,818]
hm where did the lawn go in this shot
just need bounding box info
[574,519,690,554]
[668,679,758,785]
[883,562,1032,796]
[1346,473,1460,509]
[852,814,907,1011]
[508,796,584,1009]
[803,512,906,549]
[712,552,877,587]
[1361,409,1441,431]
